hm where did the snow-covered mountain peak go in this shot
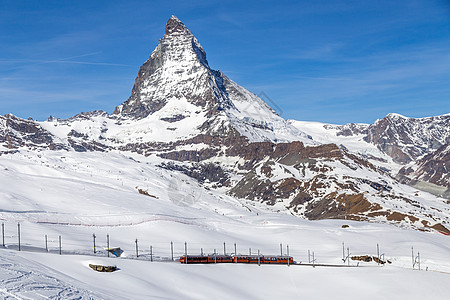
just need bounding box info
[111,16,311,144]
[385,112,407,120]
[165,15,191,36]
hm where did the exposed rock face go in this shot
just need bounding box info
[399,143,450,191]
[331,113,450,164]
[0,114,66,151]
[364,114,450,163]
[414,143,450,188]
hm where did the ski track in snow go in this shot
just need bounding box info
[0,253,104,299]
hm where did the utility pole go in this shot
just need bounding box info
[201,248,203,256]
[93,234,96,254]
[347,248,350,266]
[249,248,251,256]
[184,242,187,264]
[308,250,311,263]
[17,223,20,251]
[223,242,226,255]
[280,243,283,257]
[287,245,290,267]
[107,234,110,257]
[171,241,174,261]
[2,223,4,247]
[150,245,153,262]
[418,252,421,270]
[45,235,48,252]
[59,235,62,255]
[312,251,315,267]
[258,249,260,266]
[342,242,345,262]
[234,243,237,263]
[377,244,380,266]
[214,249,217,264]
[412,246,414,269]
[135,239,139,257]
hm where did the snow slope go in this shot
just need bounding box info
[1,249,450,300]
[0,149,449,299]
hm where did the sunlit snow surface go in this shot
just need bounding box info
[0,150,449,299]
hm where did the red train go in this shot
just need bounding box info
[179,254,293,265]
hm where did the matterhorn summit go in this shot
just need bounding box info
[113,15,310,143]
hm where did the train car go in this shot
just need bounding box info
[234,255,293,264]
[179,255,233,264]
[179,254,293,265]
[210,255,234,263]
[234,255,261,264]
[179,255,209,264]
[261,255,293,264]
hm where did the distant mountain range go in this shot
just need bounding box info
[1,16,449,234]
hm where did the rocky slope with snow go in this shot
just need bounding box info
[0,16,449,234]
[290,113,450,197]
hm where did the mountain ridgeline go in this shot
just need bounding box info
[1,16,449,234]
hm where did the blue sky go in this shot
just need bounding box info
[1,0,449,124]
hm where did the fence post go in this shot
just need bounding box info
[17,223,20,251]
